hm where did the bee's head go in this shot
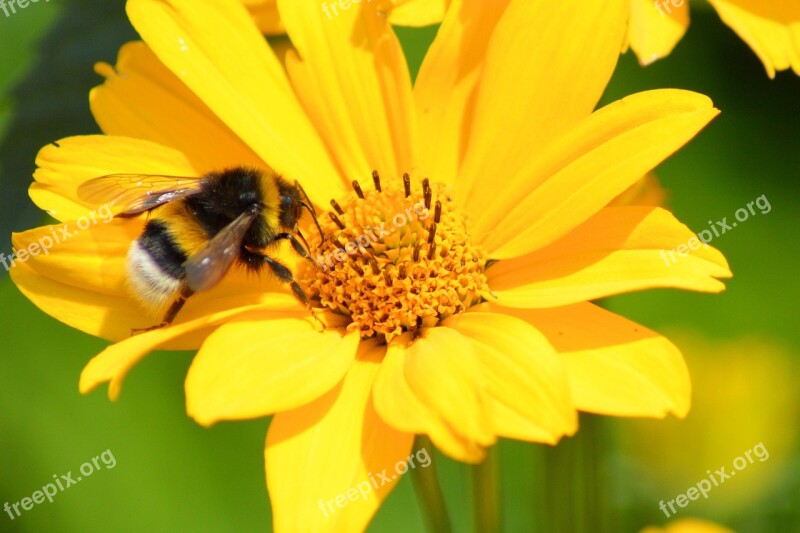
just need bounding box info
[278,180,324,240]
[278,186,304,229]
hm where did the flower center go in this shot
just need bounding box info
[300,172,489,342]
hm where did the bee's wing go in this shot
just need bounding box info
[184,209,260,292]
[77,174,205,216]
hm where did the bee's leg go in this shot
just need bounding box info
[131,285,195,335]
[274,232,317,266]
[253,251,324,330]
[160,285,196,326]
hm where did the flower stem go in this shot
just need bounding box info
[411,435,452,533]
[541,413,608,532]
[473,444,502,533]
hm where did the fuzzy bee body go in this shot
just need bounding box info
[78,166,321,332]
[126,225,185,311]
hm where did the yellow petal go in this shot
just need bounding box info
[609,172,667,207]
[279,0,416,180]
[90,41,264,174]
[469,90,719,259]
[487,206,732,308]
[708,0,800,77]
[627,0,690,65]
[185,316,358,425]
[127,0,343,203]
[509,303,691,418]
[458,0,628,207]
[243,0,445,33]
[241,0,284,35]
[244,0,445,33]
[442,309,577,443]
[30,135,196,222]
[387,0,448,26]
[11,261,153,342]
[12,219,140,298]
[641,517,735,533]
[372,334,486,462]
[266,341,414,533]
[413,0,510,184]
[404,327,495,452]
[79,297,316,400]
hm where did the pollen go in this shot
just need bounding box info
[300,172,490,342]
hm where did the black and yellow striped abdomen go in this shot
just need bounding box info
[125,167,279,311]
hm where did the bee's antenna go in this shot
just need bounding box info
[295,227,309,248]
[294,180,325,241]
[302,202,325,241]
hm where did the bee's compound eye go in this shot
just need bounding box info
[280,195,294,212]
[280,194,301,226]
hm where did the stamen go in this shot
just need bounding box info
[368,257,380,275]
[351,262,364,276]
[423,178,432,209]
[344,229,362,245]
[413,241,420,262]
[330,199,344,215]
[434,200,442,224]
[383,270,392,286]
[427,222,438,260]
[352,180,365,199]
[329,212,346,230]
[372,170,382,192]
[403,172,411,198]
[398,263,407,280]
[332,236,347,251]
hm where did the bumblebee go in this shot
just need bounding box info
[78,166,323,332]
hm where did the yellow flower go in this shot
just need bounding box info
[628,0,800,77]
[11,0,731,530]
[242,0,448,34]
[641,517,735,533]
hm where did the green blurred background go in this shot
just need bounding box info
[1,1,798,532]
